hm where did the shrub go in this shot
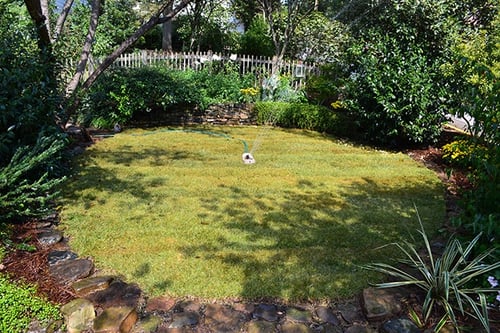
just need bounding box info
[442,139,490,169]
[452,145,499,260]
[193,61,255,105]
[0,274,61,332]
[364,215,500,332]
[260,74,306,103]
[80,66,204,128]
[305,63,348,107]
[0,135,67,223]
[80,63,255,128]
[343,33,447,145]
[253,101,351,136]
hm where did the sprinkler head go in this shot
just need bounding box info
[242,152,256,164]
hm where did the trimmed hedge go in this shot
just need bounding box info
[254,101,354,137]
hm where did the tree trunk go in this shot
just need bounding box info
[54,0,75,41]
[162,2,174,52]
[24,0,51,50]
[40,0,52,42]
[65,0,101,97]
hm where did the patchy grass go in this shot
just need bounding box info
[60,126,445,300]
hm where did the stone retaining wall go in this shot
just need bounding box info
[130,103,256,127]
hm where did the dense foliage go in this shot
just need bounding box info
[238,15,274,56]
[79,62,256,128]
[56,0,142,59]
[315,0,462,145]
[439,3,499,263]
[0,135,67,223]
[1,2,67,224]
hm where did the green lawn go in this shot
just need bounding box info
[60,126,445,300]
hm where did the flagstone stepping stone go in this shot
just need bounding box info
[204,303,245,332]
[253,303,279,322]
[316,306,340,325]
[87,280,143,309]
[60,298,95,333]
[247,320,276,333]
[380,318,420,333]
[168,312,200,328]
[37,229,63,245]
[317,323,344,333]
[71,275,115,297]
[286,307,312,323]
[176,300,202,313]
[362,287,404,321]
[281,321,313,333]
[132,314,162,333]
[145,296,176,313]
[48,250,78,266]
[94,306,137,333]
[232,302,255,314]
[49,258,93,284]
[336,302,365,324]
[345,324,378,333]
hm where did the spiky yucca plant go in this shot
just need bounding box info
[364,214,500,332]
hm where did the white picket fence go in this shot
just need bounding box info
[66,50,319,89]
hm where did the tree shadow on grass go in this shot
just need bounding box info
[180,177,444,300]
[62,145,211,207]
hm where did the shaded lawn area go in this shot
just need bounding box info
[60,126,445,301]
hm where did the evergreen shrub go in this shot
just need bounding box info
[0,135,67,223]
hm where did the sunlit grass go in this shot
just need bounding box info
[60,126,444,300]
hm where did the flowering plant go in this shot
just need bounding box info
[239,87,260,103]
[487,276,500,305]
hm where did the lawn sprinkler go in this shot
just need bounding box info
[242,152,255,164]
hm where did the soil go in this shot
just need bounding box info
[0,126,476,312]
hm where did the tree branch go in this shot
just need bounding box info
[54,0,75,41]
[65,0,101,97]
[64,0,192,121]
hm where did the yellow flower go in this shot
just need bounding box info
[331,100,343,109]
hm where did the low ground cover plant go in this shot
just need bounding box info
[0,274,61,332]
[60,126,444,300]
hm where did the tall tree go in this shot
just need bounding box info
[65,0,101,97]
[230,0,259,31]
[22,0,194,123]
[256,0,315,72]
